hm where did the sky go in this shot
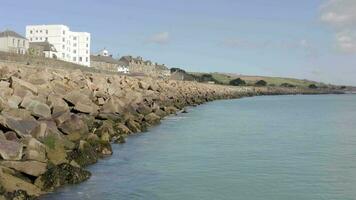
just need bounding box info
[0,0,355,85]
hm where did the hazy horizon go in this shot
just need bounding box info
[1,0,355,85]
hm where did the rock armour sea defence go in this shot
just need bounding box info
[0,62,335,199]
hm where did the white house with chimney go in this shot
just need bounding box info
[26,25,91,67]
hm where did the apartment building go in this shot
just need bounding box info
[26,25,90,66]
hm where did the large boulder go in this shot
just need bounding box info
[58,114,89,141]
[34,163,91,192]
[0,161,47,177]
[0,115,39,137]
[6,95,22,109]
[10,76,38,95]
[21,96,51,119]
[115,123,132,135]
[0,139,23,160]
[0,167,42,197]
[47,94,70,115]
[22,137,47,163]
[144,113,161,125]
[63,91,99,114]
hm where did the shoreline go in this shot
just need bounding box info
[0,62,343,200]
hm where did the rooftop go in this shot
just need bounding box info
[0,30,26,39]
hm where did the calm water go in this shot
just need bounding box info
[42,95,356,200]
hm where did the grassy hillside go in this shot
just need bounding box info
[192,72,329,88]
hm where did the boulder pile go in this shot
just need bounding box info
[0,63,330,199]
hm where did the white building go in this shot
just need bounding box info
[0,30,29,54]
[26,25,91,66]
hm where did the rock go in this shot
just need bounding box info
[112,135,126,144]
[0,131,5,140]
[68,140,98,167]
[63,91,99,114]
[87,136,113,156]
[58,114,89,141]
[136,104,152,115]
[52,111,71,126]
[154,108,168,118]
[0,161,47,177]
[1,108,35,120]
[74,102,99,114]
[20,96,51,118]
[144,113,161,125]
[0,139,23,160]
[100,98,120,114]
[164,106,179,114]
[0,97,6,112]
[126,119,141,133]
[94,120,115,142]
[47,94,70,114]
[7,95,22,108]
[138,81,149,90]
[10,76,38,95]
[22,137,47,163]
[42,135,67,165]
[0,115,39,137]
[4,131,19,142]
[115,123,132,135]
[97,97,105,105]
[0,167,42,196]
[34,163,91,192]
[30,122,47,139]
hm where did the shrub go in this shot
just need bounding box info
[308,84,318,89]
[255,80,267,86]
[229,78,246,86]
[280,83,296,88]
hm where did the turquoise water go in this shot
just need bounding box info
[42,95,356,200]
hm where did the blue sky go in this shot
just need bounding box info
[1,0,356,85]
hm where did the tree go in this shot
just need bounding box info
[308,84,318,89]
[229,78,246,86]
[255,80,267,86]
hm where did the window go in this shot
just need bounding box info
[62,45,65,49]
[63,30,65,35]
[40,30,42,33]
[86,44,88,47]
[86,50,88,54]
[30,38,32,41]
[79,57,82,62]
[73,50,76,54]
[23,40,25,47]
[17,40,20,47]
[86,37,88,41]
[73,57,76,61]
[36,37,38,40]
[30,30,33,34]
[62,53,65,58]
[46,30,48,34]
[40,37,42,40]
[36,30,38,33]
[73,43,77,47]
[86,57,88,62]
[73,36,77,40]
[62,38,65,42]
[13,39,15,45]
[45,37,48,41]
